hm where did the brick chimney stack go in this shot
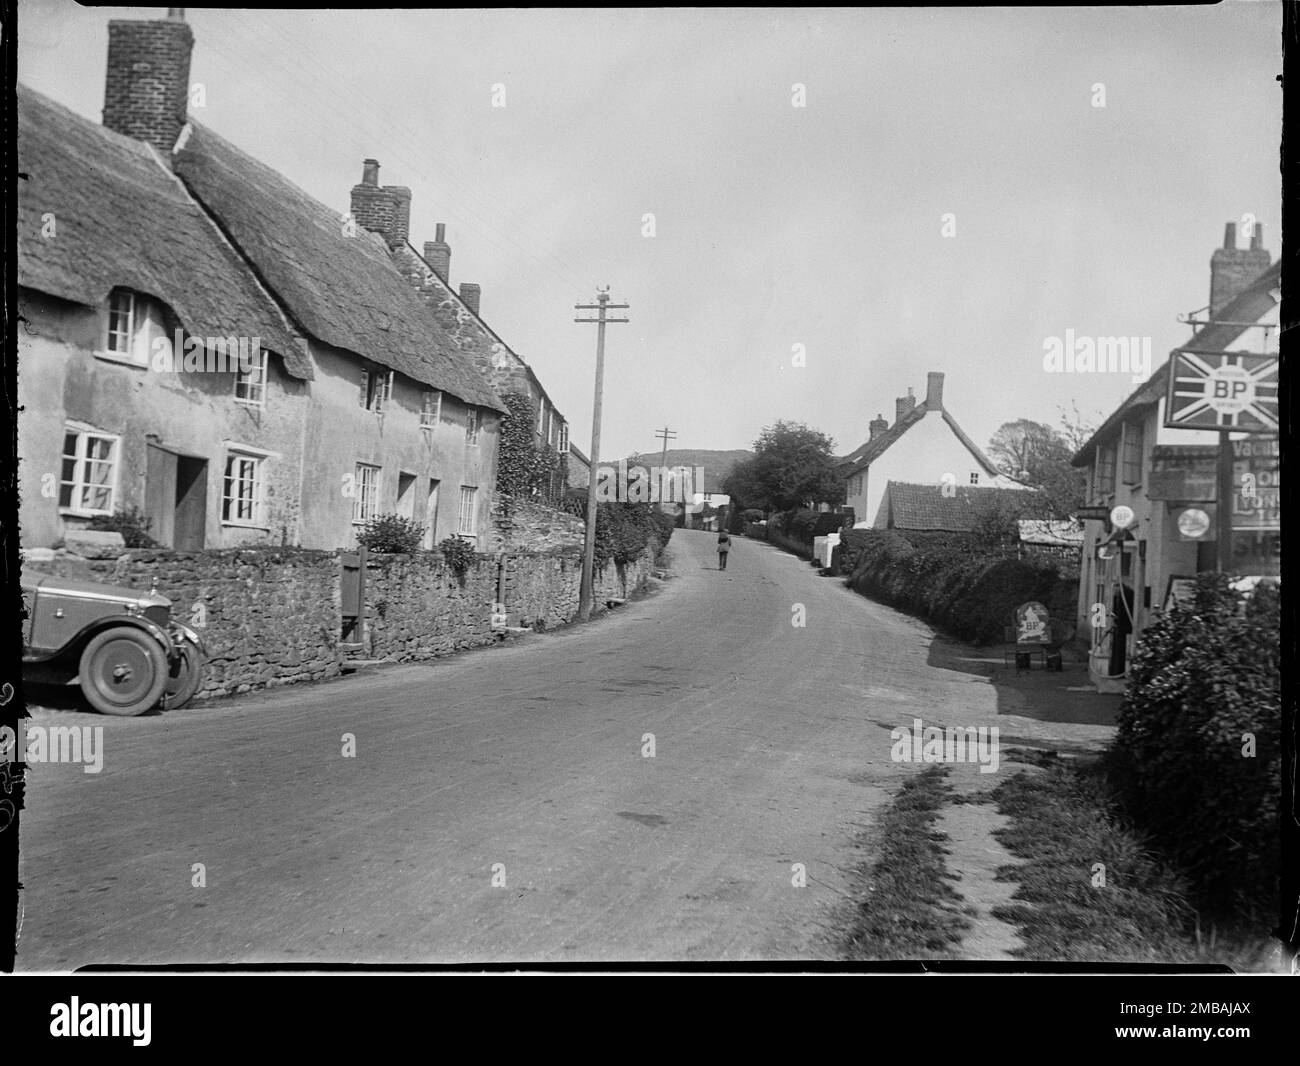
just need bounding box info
[460,283,481,316]
[895,387,916,423]
[869,414,889,442]
[925,372,945,410]
[424,223,451,282]
[384,186,411,248]
[1210,221,1270,316]
[102,9,194,159]
[350,159,393,235]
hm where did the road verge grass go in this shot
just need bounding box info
[842,766,971,959]
[989,753,1272,967]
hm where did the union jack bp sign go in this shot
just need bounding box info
[1164,349,1278,432]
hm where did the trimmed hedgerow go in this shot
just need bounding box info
[840,529,1076,645]
[593,502,672,569]
[1103,573,1280,924]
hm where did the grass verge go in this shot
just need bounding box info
[990,755,1273,967]
[842,765,971,959]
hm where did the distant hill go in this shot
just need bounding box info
[618,448,752,495]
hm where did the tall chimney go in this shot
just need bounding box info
[925,372,944,410]
[102,11,194,159]
[350,159,393,236]
[460,283,481,316]
[1210,220,1270,316]
[424,223,451,282]
[869,414,889,442]
[384,186,411,248]
[895,387,916,423]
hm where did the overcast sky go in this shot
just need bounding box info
[18,2,1283,462]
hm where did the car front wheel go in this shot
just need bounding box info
[162,641,205,710]
[78,628,169,716]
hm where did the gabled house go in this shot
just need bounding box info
[1070,223,1279,691]
[17,10,507,552]
[839,372,1028,528]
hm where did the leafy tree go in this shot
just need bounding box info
[356,513,425,553]
[987,417,1091,519]
[723,421,844,514]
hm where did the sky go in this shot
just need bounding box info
[16,2,1283,463]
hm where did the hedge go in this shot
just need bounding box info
[839,529,1077,645]
[1103,573,1279,924]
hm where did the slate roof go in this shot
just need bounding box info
[173,122,505,411]
[15,83,308,376]
[880,481,1035,532]
[1071,259,1281,467]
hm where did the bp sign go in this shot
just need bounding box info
[1165,350,1278,432]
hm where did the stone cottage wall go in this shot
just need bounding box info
[22,534,663,702]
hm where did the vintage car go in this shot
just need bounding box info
[21,575,206,716]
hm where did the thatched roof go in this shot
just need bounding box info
[174,122,504,411]
[16,83,309,378]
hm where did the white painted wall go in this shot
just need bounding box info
[845,410,1023,528]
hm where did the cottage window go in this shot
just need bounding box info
[359,367,393,414]
[59,428,119,515]
[222,450,265,526]
[466,407,480,446]
[1095,444,1117,497]
[420,390,442,430]
[558,422,569,454]
[99,288,165,367]
[458,485,478,536]
[970,472,980,485]
[352,463,381,524]
[234,348,268,406]
[1121,422,1144,486]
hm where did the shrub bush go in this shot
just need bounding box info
[356,513,425,553]
[842,529,1076,645]
[1104,573,1279,924]
[438,535,476,577]
[593,502,670,569]
[87,506,158,548]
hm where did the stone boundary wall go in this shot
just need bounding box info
[22,535,661,702]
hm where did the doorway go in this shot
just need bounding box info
[146,443,208,549]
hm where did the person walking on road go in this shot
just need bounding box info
[717,530,731,570]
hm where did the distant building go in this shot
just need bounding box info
[838,373,1028,528]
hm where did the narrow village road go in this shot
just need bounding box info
[18,529,1042,967]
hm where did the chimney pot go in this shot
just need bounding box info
[361,158,379,186]
[925,372,945,410]
[1210,220,1271,315]
[424,223,452,282]
[460,283,481,316]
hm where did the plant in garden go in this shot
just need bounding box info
[356,513,425,553]
[438,535,476,577]
[87,506,158,548]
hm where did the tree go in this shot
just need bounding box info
[987,417,1089,519]
[733,421,842,512]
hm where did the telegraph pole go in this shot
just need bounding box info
[575,288,629,622]
[653,424,676,518]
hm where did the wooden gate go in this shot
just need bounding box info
[339,545,368,653]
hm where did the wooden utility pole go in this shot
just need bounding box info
[1217,430,1234,572]
[653,424,676,519]
[575,289,629,622]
